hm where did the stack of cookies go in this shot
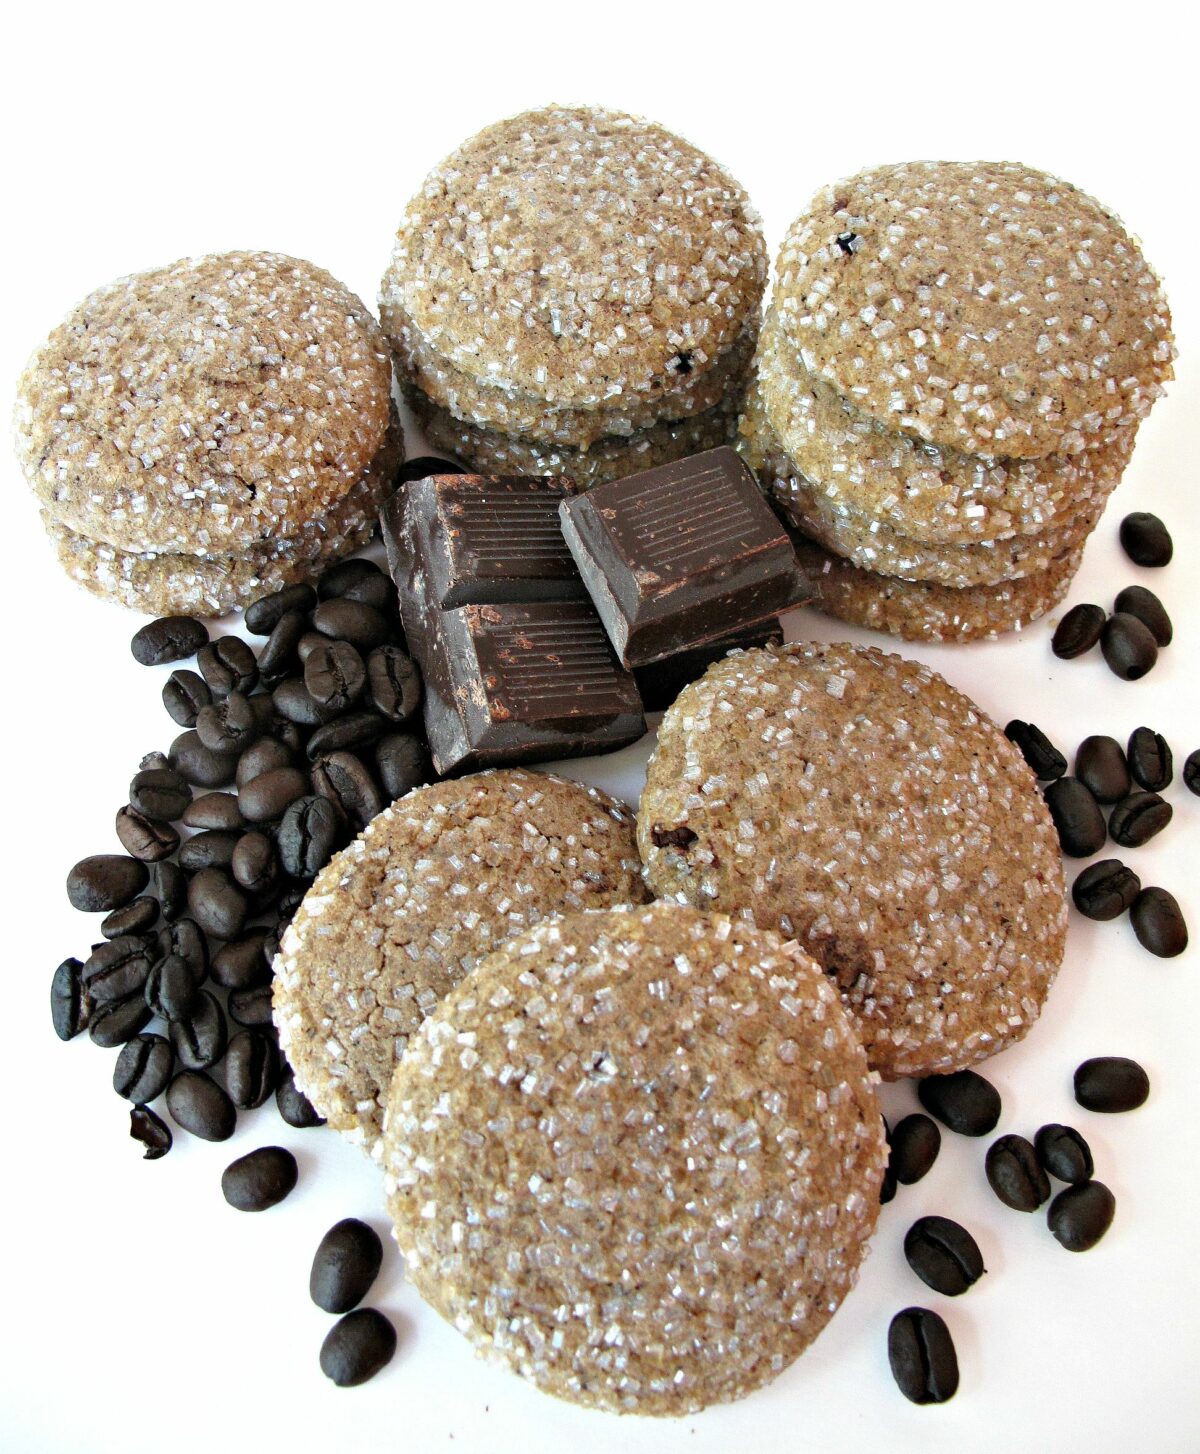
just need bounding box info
[14,251,402,616]
[739,162,1175,641]
[379,104,767,490]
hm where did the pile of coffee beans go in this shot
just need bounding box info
[309,1219,396,1386]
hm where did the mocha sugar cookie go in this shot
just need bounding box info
[383,902,885,1415]
[272,769,648,1156]
[638,643,1068,1077]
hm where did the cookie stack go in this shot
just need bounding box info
[739,162,1175,641]
[15,252,402,616]
[379,105,767,490]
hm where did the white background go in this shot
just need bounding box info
[1,3,1197,1450]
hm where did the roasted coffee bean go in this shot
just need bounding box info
[187,867,247,941]
[83,936,155,1003]
[1185,749,1200,796]
[879,1166,897,1204]
[1075,1056,1150,1113]
[144,952,198,1021]
[261,930,282,971]
[168,730,237,788]
[1074,735,1130,804]
[129,767,192,821]
[67,854,149,912]
[985,1134,1050,1211]
[101,896,159,939]
[229,983,274,1029]
[310,1219,384,1313]
[139,750,171,772]
[236,736,294,788]
[162,669,213,727]
[1114,584,1172,646]
[1051,602,1106,659]
[1101,612,1158,680]
[113,1034,174,1102]
[1108,791,1172,848]
[276,882,307,920]
[231,831,278,894]
[1048,1180,1115,1251]
[239,766,311,823]
[396,455,465,486]
[51,957,90,1040]
[197,636,258,697]
[1072,859,1141,921]
[1004,720,1066,780]
[297,630,327,664]
[904,1215,985,1296]
[1035,1124,1094,1185]
[917,1069,1001,1136]
[887,1308,959,1405]
[1119,511,1173,567]
[1043,777,1106,858]
[195,691,261,755]
[272,677,333,728]
[89,995,153,1047]
[257,609,309,682]
[224,1029,278,1109]
[245,582,317,636]
[167,1070,236,1141]
[319,1308,397,1387]
[366,646,421,724]
[211,933,272,991]
[312,599,391,652]
[250,691,277,728]
[336,571,397,616]
[311,752,383,831]
[179,829,241,873]
[156,917,208,985]
[888,1114,940,1186]
[131,615,208,666]
[305,640,366,711]
[129,1104,173,1160]
[276,1066,326,1128]
[317,557,387,600]
[222,1146,298,1212]
[182,792,245,832]
[115,805,180,862]
[150,861,187,922]
[170,990,227,1071]
[306,712,388,761]
[278,796,345,878]
[1127,727,1173,792]
[1131,879,1183,948]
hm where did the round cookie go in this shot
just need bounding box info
[774,161,1174,458]
[638,643,1068,1077]
[381,105,767,407]
[383,902,885,1416]
[273,770,649,1156]
[15,251,395,555]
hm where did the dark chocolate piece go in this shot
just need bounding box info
[634,620,784,712]
[559,447,802,667]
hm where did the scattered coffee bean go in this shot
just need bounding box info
[366,646,421,724]
[374,733,430,802]
[1130,886,1188,957]
[1101,612,1158,680]
[336,571,397,615]
[917,1070,1001,1136]
[238,766,311,823]
[276,1066,325,1128]
[100,896,159,939]
[144,953,198,1021]
[296,630,327,663]
[196,692,261,755]
[231,831,278,894]
[162,669,213,727]
[1108,791,1172,848]
[1043,777,1106,858]
[311,752,382,831]
[113,1033,174,1102]
[319,1308,397,1387]
[1184,749,1200,796]
[51,957,90,1040]
[310,1219,384,1314]
[129,1103,173,1159]
[1005,719,1067,780]
[888,1114,940,1186]
[1074,1056,1150,1113]
[305,712,388,760]
[1127,727,1173,792]
[150,860,187,922]
[225,1029,279,1109]
[131,615,208,666]
[879,1165,897,1204]
[221,1146,298,1212]
[83,936,155,1004]
[985,1134,1051,1211]
[1072,859,1141,921]
[170,990,228,1071]
[271,677,332,727]
[1048,1180,1116,1251]
[257,609,309,682]
[89,994,153,1048]
[182,792,245,832]
[179,829,241,873]
[1051,602,1106,659]
[168,730,237,788]
[887,1307,959,1405]
[1035,1124,1094,1185]
[1119,511,1173,567]
[228,983,274,1028]
[139,750,171,773]
[278,796,345,878]
[236,736,294,788]
[197,636,258,698]
[129,767,192,822]
[1074,736,1130,804]
[67,854,149,913]
[115,804,180,862]
[245,583,317,636]
[156,917,208,986]
[187,867,248,940]
[1114,585,1172,646]
[305,640,366,712]
[312,599,391,653]
[904,1215,985,1296]
[211,933,271,991]
[166,1070,236,1141]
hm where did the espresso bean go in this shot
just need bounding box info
[129,767,192,821]
[904,1215,985,1296]
[182,792,245,832]
[179,829,241,873]
[51,957,90,1040]
[162,669,213,727]
[1074,1056,1150,1113]
[272,678,333,728]
[113,1034,174,1102]
[1051,602,1106,659]
[167,1070,236,1141]
[310,1219,384,1313]
[239,767,311,823]
[311,752,383,831]
[985,1134,1050,1211]
[337,572,397,616]
[89,995,153,1047]
[245,583,317,636]
[317,557,387,600]
[297,630,327,664]
[131,615,208,666]
[231,831,279,894]
[366,646,421,724]
[257,609,309,683]
[319,1309,397,1387]
[187,868,247,941]
[888,1114,940,1186]
[278,796,345,877]
[1108,792,1172,848]
[1043,777,1106,858]
[1125,870,1180,942]
[144,953,198,1021]
[917,1069,1001,1136]
[236,736,294,789]
[1035,1124,1094,1185]
[115,805,180,862]
[170,990,227,1070]
[129,1104,173,1160]
[222,1146,298,1212]
[156,918,208,985]
[67,854,149,912]
[211,933,272,991]
[224,1029,278,1109]
[879,1166,897,1204]
[168,730,237,788]
[305,640,366,712]
[1185,750,1200,797]
[1127,727,1173,792]
[1119,511,1173,567]
[1004,720,1066,780]
[1072,859,1141,921]
[195,692,261,755]
[312,599,390,652]
[83,936,155,1003]
[1101,612,1158,680]
[197,637,258,698]
[139,750,171,772]
[396,455,465,486]
[276,1066,326,1128]
[306,713,388,761]
[1048,1180,1115,1251]
[887,1308,959,1405]
[1114,584,1172,646]
[229,983,274,1029]
[101,897,159,939]
[150,861,187,923]
[1074,735,1130,804]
